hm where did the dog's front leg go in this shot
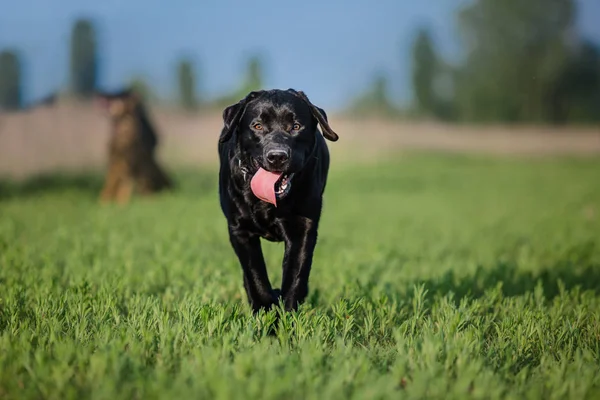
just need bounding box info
[99,161,123,203]
[280,218,319,311]
[228,227,278,313]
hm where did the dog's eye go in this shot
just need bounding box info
[253,123,263,131]
[292,123,301,131]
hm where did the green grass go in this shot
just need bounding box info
[1,153,599,400]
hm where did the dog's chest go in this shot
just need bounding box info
[242,195,287,242]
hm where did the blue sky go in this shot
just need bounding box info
[1,0,599,110]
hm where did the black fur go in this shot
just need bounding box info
[218,89,339,312]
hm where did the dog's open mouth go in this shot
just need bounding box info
[250,168,295,206]
[275,173,294,198]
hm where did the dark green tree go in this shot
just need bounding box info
[0,50,23,110]
[177,58,198,111]
[454,0,577,123]
[549,40,600,123]
[411,28,438,117]
[70,18,98,98]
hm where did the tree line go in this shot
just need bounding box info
[410,0,600,124]
[0,18,264,113]
[1,0,599,124]
[348,0,599,124]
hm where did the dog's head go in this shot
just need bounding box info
[220,89,338,177]
[95,88,140,118]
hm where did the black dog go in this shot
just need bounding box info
[218,89,339,313]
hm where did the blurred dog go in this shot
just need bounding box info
[218,89,339,313]
[95,88,172,204]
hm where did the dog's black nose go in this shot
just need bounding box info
[266,149,290,168]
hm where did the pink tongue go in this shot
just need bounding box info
[250,167,282,206]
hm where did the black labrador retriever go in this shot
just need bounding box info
[218,88,339,313]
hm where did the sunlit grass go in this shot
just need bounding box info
[1,153,599,399]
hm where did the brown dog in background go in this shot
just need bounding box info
[95,88,172,204]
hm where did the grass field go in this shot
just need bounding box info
[1,153,600,399]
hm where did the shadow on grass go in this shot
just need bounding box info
[0,169,218,201]
[0,173,104,201]
[308,241,600,308]
[426,241,599,302]
[414,259,600,304]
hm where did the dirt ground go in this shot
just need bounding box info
[1,102,599,179]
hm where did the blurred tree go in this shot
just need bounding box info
[240,55,264,95]
[177,58,198,111]
[212,54,266,108]
[549,40,600,123]
[70,18,98,99]
[349,73,398,117]
[411,28,438,118]
[371,74,393,112]
[454,0,583,123]
[0,49,23,110]
[129,76,155,104]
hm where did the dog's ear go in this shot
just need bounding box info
[219,100,245,144]
[219,91,263,143]
[94,92,111,110]
[287,89,339,142]
[123,87,143,102]
[125,89,142,108]
[126,88,138,100]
